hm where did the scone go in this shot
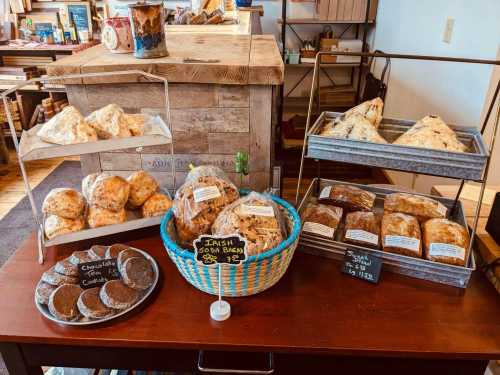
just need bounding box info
[48,284,83,321]
[173,175,239,248]
[393,116,468,152]
[141,192,172,218]
[381,213,422,258]
[42,188,86,219]
[85,104,132,139]
[121,257,154,290]
[344,97,384,128]
[301,203,343,238]
[343,211,381,249]
[124,113,146,136]
[37,106,97,145]
[318,184,376,212]
[423,218,470,266]
[87,206,127,228]
[211,192,285,256]
[89,175,130,212]
[320,114,387,144]
[77,287,113,319]
[82,172,110,200]
[384,193,447,222]
[127,170,158,208]
[100,280,139,310]
[44,215,86,240]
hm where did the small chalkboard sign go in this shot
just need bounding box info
[194,235,248,266]
[78,259,120,289]
[342,249,382,284]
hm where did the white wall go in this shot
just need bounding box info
[370,0,500,192]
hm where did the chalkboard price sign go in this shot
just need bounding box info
[194,235,248,266]
[78,259,121,289]
[342,249,382,284]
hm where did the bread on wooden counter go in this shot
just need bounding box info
[423,218,470,267]
[384,192,447,222]
[381,213,422,258]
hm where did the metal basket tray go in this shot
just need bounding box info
[35,247,159,326]
[297,178,476,288]
[307,112,489,181]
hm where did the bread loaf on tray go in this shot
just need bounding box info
[384,192,447,222]
[301,203,343,239]
[319,184,376,212]
[343,211,381,249]
[423,218,470,267]
[381,212,422,258]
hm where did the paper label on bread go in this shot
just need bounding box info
[384,235,420,252]
[193,186,221,203]
[437,202,448,216]
[319,186,332,199]
[240,204,275,217]
[345,229,378,245]
[303,222,335,238]
[429,243,465,260]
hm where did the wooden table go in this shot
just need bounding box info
[47,32,284,192]
[1,229,500,374]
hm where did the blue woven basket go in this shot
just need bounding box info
[160,194,301,297]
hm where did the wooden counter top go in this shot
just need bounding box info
[0,230,500,359]
[47,34,284,85]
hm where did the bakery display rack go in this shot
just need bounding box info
[2,70,176,264]
[295,50,500,288]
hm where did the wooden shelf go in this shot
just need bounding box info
[278,18,375,25]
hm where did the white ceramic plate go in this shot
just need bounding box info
[35,247,160,326]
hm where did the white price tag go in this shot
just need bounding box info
[240,204,275,217]
[303,222,335,238]
[429,243,465,260]
[345,229,378,245]
[193,186,221,203]
[437,202,448,216]
[384,235,420,252]
[319,186,332,199]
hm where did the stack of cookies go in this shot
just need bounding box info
[35,244,156,322]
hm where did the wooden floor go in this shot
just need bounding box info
[0,149,72,219]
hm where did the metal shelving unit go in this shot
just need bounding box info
[295,50,500,287]
[1,70,176,264]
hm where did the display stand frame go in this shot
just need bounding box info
[2,70,176,264]
[295,50,500,274]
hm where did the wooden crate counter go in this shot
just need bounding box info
[46,33,284,191]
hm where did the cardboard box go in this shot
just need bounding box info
[327,0,377,21]
[316,0,330,21]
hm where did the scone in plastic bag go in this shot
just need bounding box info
[173,175,239,248]
[212,192,287,256]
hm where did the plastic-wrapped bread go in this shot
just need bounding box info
[184,165,230,185]
[212,192,286,256]
[423,218,470,267]
[344,97,384,128]
[393,116,468,152]
[301,203,343,239]
[320,114,387,144]
[343,211,380,248]
[85,104,132,139]
[36,106,97,145]
[173,175,239,248]
[318,184,376,212]
[381,213,422,258]
[384,192,447,222]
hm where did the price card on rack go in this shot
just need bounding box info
[194,234,248,321]
[342,249,382,284]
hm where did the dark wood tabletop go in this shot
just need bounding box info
[0,229,500,361]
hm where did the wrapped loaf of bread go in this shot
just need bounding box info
[173,175,239,248]
[37,106,97,145]
[343,211,381,248]
[423,218,470,266]
[320,114,387,144]
[344,97,384,128]
[319,184,376,212]
[384,192,447,222]
[86,104,132,139]
[212,192,286,256]
[301,203,343,239]
[381,213,422,258]
[393,116,468,152]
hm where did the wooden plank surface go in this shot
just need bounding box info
[47,35,284,85]
[0,232,500,359]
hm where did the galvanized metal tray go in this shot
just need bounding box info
[35,247,159,326]
[297,178,476,288]
[307,112,488,181]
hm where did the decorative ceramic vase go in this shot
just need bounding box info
[102,17,134,54]
[128,3,168,59]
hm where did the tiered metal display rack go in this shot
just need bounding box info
[2,70,175,264]
[295,51,500,288]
